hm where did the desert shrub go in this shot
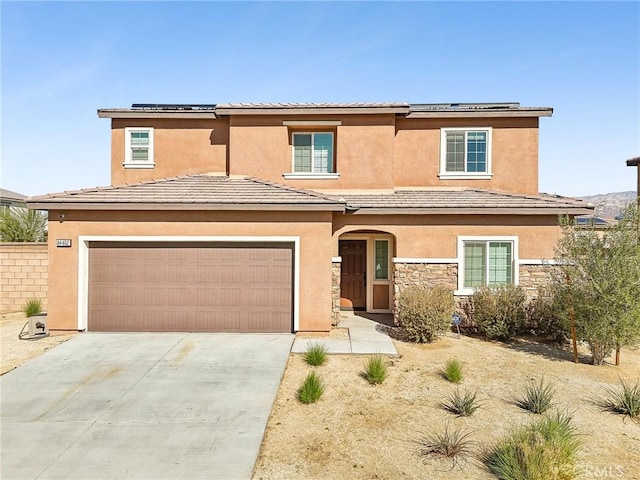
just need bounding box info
[397,286,454,343]
[441,388,479,417]
[599,378,640,421]
[23,298,43,317]
[472,285,526,341]
[484,411,580,480]
[514,378,556,414]
[417,422,474,466]
[442,357,463,383]
[361,354,388,385]
[303,342,328,366]
[0,207,47,242]
[527,284,569,343]
[297,371,325,404]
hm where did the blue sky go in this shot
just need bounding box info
[2,1,639,197]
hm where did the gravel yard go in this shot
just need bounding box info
[253,335,640,480]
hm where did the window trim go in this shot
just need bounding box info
[124,127,155,169]
[289,131,336,176]
[439,127,492,179]
[455,236,518,295]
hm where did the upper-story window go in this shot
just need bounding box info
[293,132,334,173]
[124,127,154,169]
[439,127,492,179]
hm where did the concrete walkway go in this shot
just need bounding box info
[1,333,293,480]
[291,312,398,355]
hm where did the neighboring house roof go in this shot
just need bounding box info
[626,156,640,166]
[341,190,593,215]
[98,102,552,119]
[27,176,592,216]
[0,188,28,207]
[26,175,345,211]
[574,215,611,227]
[1,188,28,202]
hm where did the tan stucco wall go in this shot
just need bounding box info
[46,210,334,332]
[111,118,229,185]
[0,243,48,313]
[108,114,541,194]
[332,214,561,260]
[394,117,539,195]
[228,114,396,190]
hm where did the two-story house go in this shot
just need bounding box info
[28,102,592,333]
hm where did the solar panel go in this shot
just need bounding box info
[131,104,216,110]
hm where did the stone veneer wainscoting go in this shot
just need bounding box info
[518,263,559,298]
[393,262,458,325]
[331,260,341,326]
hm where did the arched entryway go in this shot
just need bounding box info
[337,230,395,314]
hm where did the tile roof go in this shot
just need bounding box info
[27,175,344,211]
[341,189,593,214]
[99,102,553,118]
[215,102,409,109]
[627,156,640,166]
[26,177,592,215]
[0,188,28,202]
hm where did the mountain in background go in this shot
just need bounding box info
[576,191,637,218]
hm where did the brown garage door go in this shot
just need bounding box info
[88,242,293,333]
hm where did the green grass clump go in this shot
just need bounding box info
[303,342,328,366]
[515,378,555,414]
[417,422,474,466]
[361,354,389,385]
[442,357,463,383]
[484,411,580,480]
[441,388,480,417]
[297,371,325,404]
[23,298,43,317]
[600,378,640,421]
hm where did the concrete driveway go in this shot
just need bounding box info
[1,333,293,480]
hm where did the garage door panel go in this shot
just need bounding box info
[88,243,293,333]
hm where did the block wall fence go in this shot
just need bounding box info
[0,243,48,313]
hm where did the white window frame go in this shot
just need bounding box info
[455,236,518,295]
[439,127,492,180]
[285,132,339,179]
[124,127,155,169]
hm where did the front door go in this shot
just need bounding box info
[339,240,366,310]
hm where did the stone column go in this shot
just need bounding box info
[331,260,341,326]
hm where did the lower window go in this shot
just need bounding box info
[463,241,513,288]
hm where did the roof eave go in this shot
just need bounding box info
[347,207,593,215]
[626,157,640,166]
[97,109,217,119]
[26,202,344,212]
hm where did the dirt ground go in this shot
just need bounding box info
[253,333,640,480]
[1,312,76,375]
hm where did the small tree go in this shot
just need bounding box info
[0,207,47,242]
[555,202,640,365]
